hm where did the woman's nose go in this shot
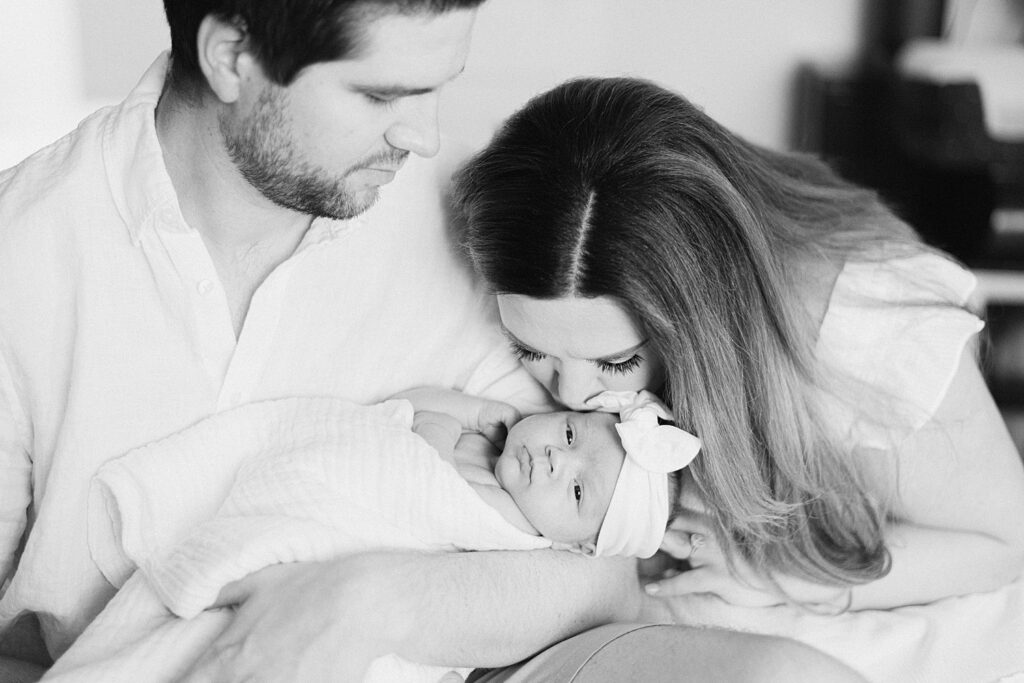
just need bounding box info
[552,367,599,410]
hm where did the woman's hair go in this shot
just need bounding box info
[452,77,934,595]
[162,0,484,101]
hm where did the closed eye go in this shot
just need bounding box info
[508,339,546,363]
[596,354,644,375]
[365,93,399,110]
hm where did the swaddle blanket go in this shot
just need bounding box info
[45,397,550,683]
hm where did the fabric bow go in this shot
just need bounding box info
[583,390,701,558]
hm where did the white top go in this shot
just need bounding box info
[816,253,984,450]
[0,55,546,655]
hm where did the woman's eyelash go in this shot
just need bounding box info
[508,340,643,375]
[509,341,545,363]
[596,354,644,375]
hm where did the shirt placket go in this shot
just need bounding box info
[216,256,295,411]
[154,227,237,393]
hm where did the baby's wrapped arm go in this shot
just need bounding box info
[410,409,462,464]
[392,386,521,446]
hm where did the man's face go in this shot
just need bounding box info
[495,410,624,551]
[220,8,477,219]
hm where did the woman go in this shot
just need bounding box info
[452,76,1024,612]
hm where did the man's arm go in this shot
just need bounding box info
[183,549,641,682]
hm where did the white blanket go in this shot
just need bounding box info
[44,397,550,683]
[660,572,1024,682]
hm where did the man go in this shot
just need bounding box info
[0,2,868,681]
[0,0,552,676]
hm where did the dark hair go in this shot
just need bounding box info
[162,0,485,98]
[453,77,929,596]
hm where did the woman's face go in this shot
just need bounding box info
[496,294,665,410]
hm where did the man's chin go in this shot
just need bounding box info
[313,187,379,221]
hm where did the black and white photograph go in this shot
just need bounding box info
[1,1,1023,682]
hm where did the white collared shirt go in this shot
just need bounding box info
[0,55,545,655]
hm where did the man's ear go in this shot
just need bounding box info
[195,14,254,104]
[550,541,597,557]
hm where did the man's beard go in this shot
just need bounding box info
[220,86,405,220]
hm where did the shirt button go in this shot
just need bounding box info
[197,279,214,295]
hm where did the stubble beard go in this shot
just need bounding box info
[220,85,382,221]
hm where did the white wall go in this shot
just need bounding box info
[0,0,867,170]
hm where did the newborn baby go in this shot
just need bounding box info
[399,387,701,559]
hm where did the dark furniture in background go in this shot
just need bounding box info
[793,0,1024,447]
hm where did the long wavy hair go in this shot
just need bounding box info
[452,77,940,593]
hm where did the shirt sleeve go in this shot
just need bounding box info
[815,253,984,450]
[0,340,32,590]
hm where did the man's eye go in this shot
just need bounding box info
[573,482,582,502]
[365,93,399,109]
[565,423,575,446]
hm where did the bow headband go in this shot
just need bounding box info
[584,390,701,558]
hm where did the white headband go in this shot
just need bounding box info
[584,390,701,559]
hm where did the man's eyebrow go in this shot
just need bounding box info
[354,66,467,98]
[353,84,435,97]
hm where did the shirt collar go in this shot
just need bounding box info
[102,52,190,246]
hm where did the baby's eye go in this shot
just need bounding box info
[565,423,575,446]
[573,482,582,502]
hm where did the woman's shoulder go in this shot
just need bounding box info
[814,252,984,449]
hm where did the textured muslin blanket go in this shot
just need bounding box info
[44,397,550,683]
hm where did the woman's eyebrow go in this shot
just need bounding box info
[593,340,648,363]
[499,326,540,352]
[500,326,648,362]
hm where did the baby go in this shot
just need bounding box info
[397,387,702,559]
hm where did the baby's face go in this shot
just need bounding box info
[495,410,624,550]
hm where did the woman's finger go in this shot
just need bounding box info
[644,566,711,597]
[659,528,699,560]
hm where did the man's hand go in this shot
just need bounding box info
[181,558,416,683]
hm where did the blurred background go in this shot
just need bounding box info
[0,0,870,166]
[1,0,1022,451]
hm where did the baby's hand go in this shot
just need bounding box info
[411,410,462,463]
[464,400,521,449]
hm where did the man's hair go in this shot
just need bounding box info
[453,77,945,599]
[162,0,485,99]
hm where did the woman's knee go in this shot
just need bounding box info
[470,623,866,682]
[572,625,866,683]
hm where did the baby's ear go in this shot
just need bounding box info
[550,541,597,557]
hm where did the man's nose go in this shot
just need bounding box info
[384,93,441,159]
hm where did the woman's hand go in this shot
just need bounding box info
[644,514,788,608]
[642,472,792,608]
